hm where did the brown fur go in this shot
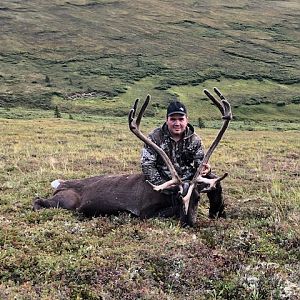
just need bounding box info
[33,173,200,226]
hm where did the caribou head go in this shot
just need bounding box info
[128,87,232,214]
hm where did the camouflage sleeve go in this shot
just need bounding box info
[192,136,205,170]
[141,143,164,185]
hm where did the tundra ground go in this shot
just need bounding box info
[0,117,299,299]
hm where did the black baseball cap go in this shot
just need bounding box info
[167,101,187,117]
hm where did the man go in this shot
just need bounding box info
[141,100,225,219]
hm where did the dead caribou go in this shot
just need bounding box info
[33,88,232,226]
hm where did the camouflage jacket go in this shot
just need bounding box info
[141,123,205,185]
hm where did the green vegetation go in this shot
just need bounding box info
[0,0,299,298]
[0,118,299,299]
[0,0,299,125]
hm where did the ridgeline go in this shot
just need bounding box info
[0,0,299,123]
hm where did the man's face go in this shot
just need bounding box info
[166,113,188,139]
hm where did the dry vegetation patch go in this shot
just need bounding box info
[0,118,299,299]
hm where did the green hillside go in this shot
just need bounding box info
[0,0,299,123]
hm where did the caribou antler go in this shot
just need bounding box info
[129,90,232,216]
[128,95,183,191]
[182,88,232,213]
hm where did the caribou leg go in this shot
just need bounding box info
[33,190,81,211]
[207,181,226,219]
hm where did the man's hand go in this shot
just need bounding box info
[201,163,211,176]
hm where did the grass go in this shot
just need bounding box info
[0,0,299,298]
[0,0,299,122]
[0,117,299,299]
[169,78,300,122]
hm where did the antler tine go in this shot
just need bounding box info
[200,172,228,192]
[136,94,150,127]
[128,98,139,130]
[132,98,139,118]
[213,87,232,120]
[213,87,225,100]
[222,100,232,120]
[204,89,224,115]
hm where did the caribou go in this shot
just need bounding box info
[33,88,232,226]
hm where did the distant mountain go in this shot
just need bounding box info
[0,0,299,121]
